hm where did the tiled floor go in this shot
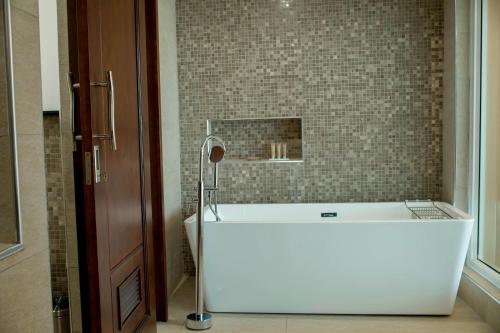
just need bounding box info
[0,243,11,252]
[157,278,497,333]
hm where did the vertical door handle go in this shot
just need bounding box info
[69,72,116,151]
[66,73,81,149]
[106,71,117,151]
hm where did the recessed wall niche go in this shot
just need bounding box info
[207,117,303,163]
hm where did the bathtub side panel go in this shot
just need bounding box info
[203,221,473,315]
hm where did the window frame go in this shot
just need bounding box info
[467,0,500,289]
[0,0,23,260]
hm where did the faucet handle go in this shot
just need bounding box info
[204,186,218,192]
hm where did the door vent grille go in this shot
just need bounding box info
[118,268,141,328]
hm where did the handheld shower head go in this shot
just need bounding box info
[209,145,225,163]
[198,135,226,180]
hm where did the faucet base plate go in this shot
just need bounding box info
[186,313,213,330]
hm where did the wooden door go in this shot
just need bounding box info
[67,0,164,331]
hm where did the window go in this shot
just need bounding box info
[469,0,500,287]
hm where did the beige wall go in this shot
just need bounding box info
[442,0,456,205]
[453,0,471,211]
[0,0,53,331]
[158,0,185,296]
[442,0,470,211]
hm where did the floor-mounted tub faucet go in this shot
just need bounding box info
[186,135,226,331]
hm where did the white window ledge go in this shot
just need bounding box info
[463,266,500,303]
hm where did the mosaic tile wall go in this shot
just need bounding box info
[177,0,444,274]
[43,114,68,300]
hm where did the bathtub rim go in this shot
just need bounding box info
[184,201,474,224]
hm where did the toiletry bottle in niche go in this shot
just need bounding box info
[277,143,282,159]
[271,143,276,160]
[283,143,287,159]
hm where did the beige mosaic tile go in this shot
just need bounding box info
[176,0,444,273]
[43,114,68,301]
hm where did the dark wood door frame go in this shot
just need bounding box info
[138,0,168,324]
[67,0,168,331]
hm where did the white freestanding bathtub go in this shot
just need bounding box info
[184,202,473,315]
